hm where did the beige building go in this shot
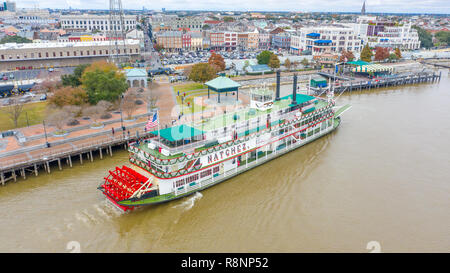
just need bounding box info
[190,32,203,50]
[60,14,137,33]
[247,29,259,49]
[156,31,182,52]
[0,40,141,70]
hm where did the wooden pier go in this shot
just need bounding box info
[0,130,151,186]
[311,71,441,94]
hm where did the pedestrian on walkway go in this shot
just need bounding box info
[127,131,130,138]
[112,127,115,136]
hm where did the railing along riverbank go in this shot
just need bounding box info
[0,128,154,186]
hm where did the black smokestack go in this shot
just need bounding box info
[292,74,297,105]
[275,70,280,101]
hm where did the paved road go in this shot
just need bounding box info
[1,67,75,84]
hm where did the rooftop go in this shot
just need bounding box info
[125,68,147,77]
[205,76,241,91]
[150,124,204,142]
[0,39,139,50]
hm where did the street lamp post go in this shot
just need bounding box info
[43,120,49,148]
[120,94,125,138]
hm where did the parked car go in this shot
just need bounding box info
[39,94,47,101]
[2,76,8,81]
[9,74,14,79]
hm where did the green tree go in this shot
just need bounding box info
[0,35,32,44]
[360,44,373,62]
[388,53,399,62]
[61,64,90,87]
[81,62,128,104]
[300,58,309,67]
[189,63,216,83]
[268,54,280,69]
[223,16,234,22]
[412,26,433,49]
[435,31,450,45]
[256,50,274,65]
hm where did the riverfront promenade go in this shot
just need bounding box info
[0,82,177,179]
[0,60,444,185]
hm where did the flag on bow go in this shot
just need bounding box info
[145,112,158,131]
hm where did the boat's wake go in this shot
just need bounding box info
[173,192,203,211]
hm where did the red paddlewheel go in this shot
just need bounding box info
[101,165,149,202]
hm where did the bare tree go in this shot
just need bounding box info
[121,90,139,120]
[1,98,24,128]
[62,105,82,117]
[97,100,114,119]
[39,78,61,94]
[46,108,70,133]
[284,58,292,71]
[61,105,81,126]
[83,105,106,125]
[141,89,159,111]
[97,100,113,112]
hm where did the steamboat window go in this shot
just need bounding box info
[175,179,185,188]
[186,174,199,183]
[200,169,212,178]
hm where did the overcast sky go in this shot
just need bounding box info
[15,0,450,14]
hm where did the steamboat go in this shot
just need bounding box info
[98,73,350,211]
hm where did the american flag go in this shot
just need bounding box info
[145,112,158,131]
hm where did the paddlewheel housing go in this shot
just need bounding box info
[100,165,152,211]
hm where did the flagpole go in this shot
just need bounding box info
[157,109,161,144]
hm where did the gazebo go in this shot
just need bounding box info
[125,68,148,88]
[205,76,241,103]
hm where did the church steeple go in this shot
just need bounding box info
[361,1,366,15]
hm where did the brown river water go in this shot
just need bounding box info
[0,71,449,252]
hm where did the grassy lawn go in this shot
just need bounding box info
[178,96,208,114]
[173,83,207,93]
[172,83,209,114]
[0,101,48,131]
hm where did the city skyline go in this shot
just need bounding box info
[13,0,450,14]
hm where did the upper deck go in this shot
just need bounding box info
[130,92,332,162]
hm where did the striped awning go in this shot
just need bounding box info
[352,64,393,73]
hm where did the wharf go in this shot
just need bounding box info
[310,71,441,94]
